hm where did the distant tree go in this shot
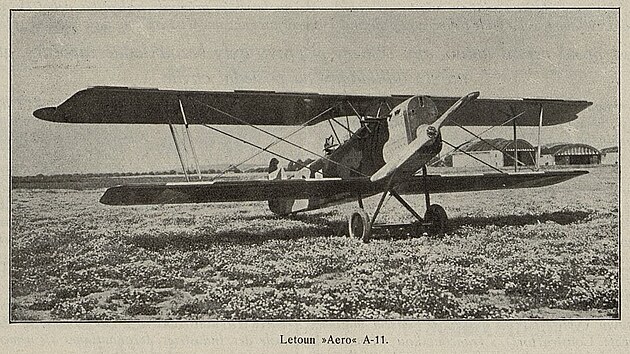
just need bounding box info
[246,166,269,173]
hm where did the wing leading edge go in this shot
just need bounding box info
[100,170,587,206]
[35,86,592,127]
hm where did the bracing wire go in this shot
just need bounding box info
[328,119,341,145]
[331,117,356,138]
[442,140,505,174]
[430,111,526,167]
[201,124,307,180]
[449,120,533,171]
[168,122,190,181]
[188,97,369,178]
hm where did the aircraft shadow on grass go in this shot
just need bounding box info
[447,210,591,231]
[130,211,346,250]
[129,210,591,250]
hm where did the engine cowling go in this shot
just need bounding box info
[382,96,440,164]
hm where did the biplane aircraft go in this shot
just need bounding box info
[34,86,592,242]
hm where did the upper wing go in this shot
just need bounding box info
[33,86,390,126]
[100,170,587,206]
[432,96,593,127]
[34,86,591,126]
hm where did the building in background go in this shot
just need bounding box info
[601,146,619,165]
[539,143,601,166]
[451,138,535,168]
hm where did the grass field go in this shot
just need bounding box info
[10,166,619,320]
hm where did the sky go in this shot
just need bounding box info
[11,9,619,176]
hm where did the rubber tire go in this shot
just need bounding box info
[424,204,448,237]
[348,209,372,243]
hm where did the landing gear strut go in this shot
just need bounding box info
[347,166,448,242]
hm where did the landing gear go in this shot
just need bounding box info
[346,199,447,241]
[348,208,371,243]
[346,166,448,242]
[424,204,448,236]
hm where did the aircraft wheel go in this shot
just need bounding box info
[411,221,425,238]
[348,209,372,243]
[424,204,447,237]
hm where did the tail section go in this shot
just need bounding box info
[267,159,331,215]
[267,158,287,180]
[267,158,296,215]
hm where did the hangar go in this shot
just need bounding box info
[451,138,536,168]
[539,143,601,166]
[601,146,619,165]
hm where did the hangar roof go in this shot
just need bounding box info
[540,143,601,156]
[601,146,618,154]
[459,138,535,152]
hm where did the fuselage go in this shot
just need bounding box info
[268,95,444,215]
[309,120,389,178]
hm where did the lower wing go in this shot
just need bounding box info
[100,170,587,206]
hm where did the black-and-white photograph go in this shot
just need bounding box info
[10,8,619,323]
